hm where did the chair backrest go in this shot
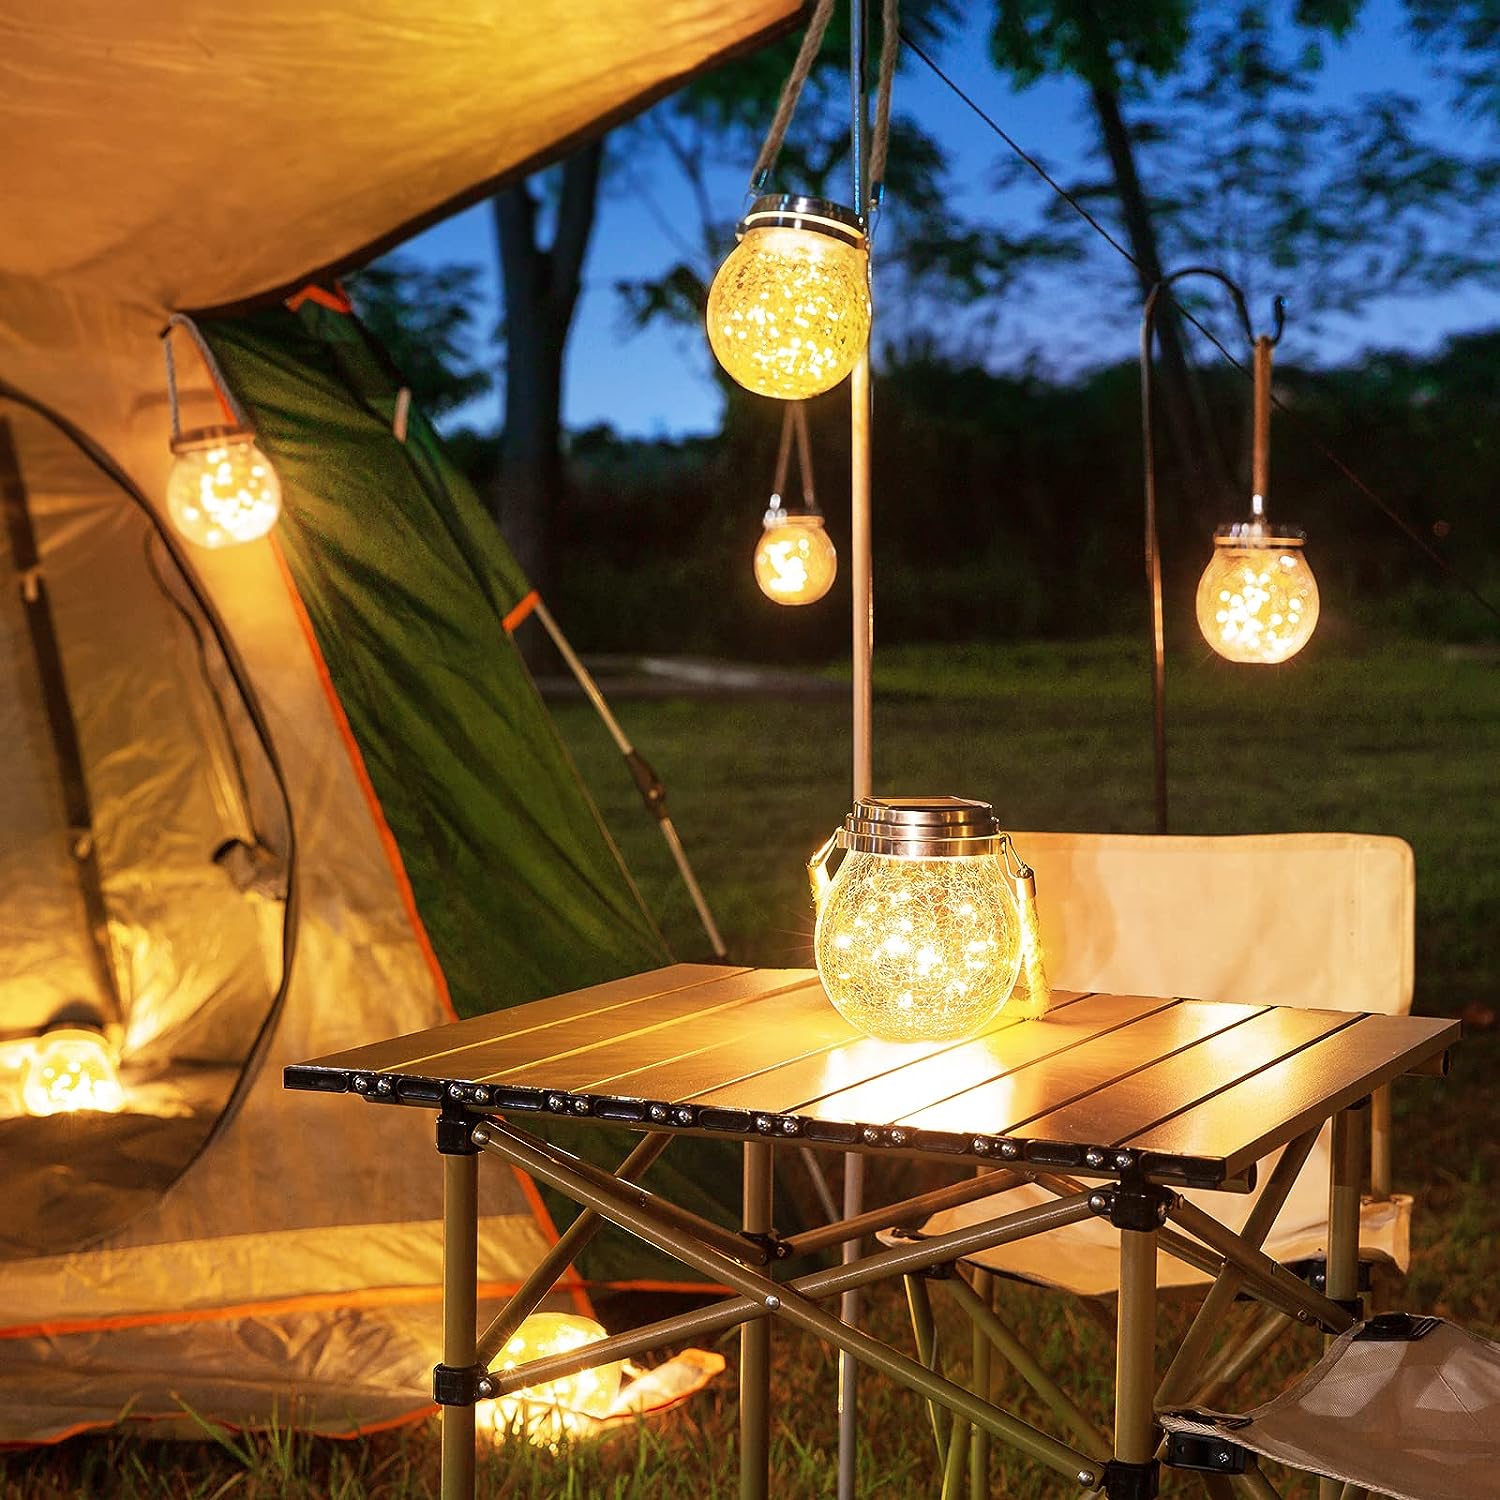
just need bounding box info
[1010,832,1414,1017]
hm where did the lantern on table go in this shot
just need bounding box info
[807,797,1028,1043]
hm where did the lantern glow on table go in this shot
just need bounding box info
[707,195,871,400]
[808,798,1025,1043]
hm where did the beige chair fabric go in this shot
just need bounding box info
[1161,1317,1500,1500]
[911,832,1416,1295]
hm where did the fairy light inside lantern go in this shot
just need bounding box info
[808,798,1025,1043]
[166,426,283,549]
[482,1313,623,1446]
[754,399,835,604]
[20,1028,125,1117]
[708,196,871,400]
[1196,332,1318,664]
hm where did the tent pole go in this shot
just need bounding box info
[528,598,727,958]
[0,418,123,1032]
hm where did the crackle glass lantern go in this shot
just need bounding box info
[21,1028,125,1117]
[754,506,837,604]
[707,196,871,400]
[808,797,1024,1043]
[166,426,282,549]
[1196,497,1320,664]
[485,1313,623,1445]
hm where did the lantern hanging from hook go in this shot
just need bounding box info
[1196,311,1320,665]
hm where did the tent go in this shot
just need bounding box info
[0,0,798,1444]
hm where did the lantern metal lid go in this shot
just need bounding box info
[1212,517,1307,549]
[169,422,258,456]
[737,194,867,249]
[839,796,1003,857]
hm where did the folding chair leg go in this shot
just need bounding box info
[1232,1464,1284,1500]
[940,1409,971,1500]
[740,1142,773,1500]
[1192,1308,1294,1408]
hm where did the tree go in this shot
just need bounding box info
[345,257,492,418]
[1404,0,1500,124]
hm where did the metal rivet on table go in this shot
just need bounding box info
[1084,1148,1106,1168]
[999,1140,1020,1159]
[675,1108,693,1125]
[572,1098,590,1114]
[972,1138,990,1154]
[471,1086,489,1105]
[649,1105,667,1122]
[765,1295,780,1311]
[374,1077,392,1094]
[546,1094,565,1111]
[755,1115,773,1134]
[1115,1151,1136,1171]
[889,1128,907,1146]
[448,1084,465,1099]
[780,1118,800,1135]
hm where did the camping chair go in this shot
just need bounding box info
[1159,1313,1500,1500]
[888,832,1416,1489]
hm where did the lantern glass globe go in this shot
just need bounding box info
[21,1028,125,1117]
[707,198,871,400]
[1196,534,1319,664]
[814,850,1023,1043]
[754,510,837,604]
[166,431,282,549]
[487,1313,623,1444]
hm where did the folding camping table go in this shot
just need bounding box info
[284,963,1458,1499]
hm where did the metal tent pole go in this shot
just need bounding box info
[528,597,727,958]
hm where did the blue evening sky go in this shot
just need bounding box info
[400,0,1500,438]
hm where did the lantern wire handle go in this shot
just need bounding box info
[160,313,253,442]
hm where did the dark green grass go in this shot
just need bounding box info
[5,635,1495,1497]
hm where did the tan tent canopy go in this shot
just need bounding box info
[2,0,797,313]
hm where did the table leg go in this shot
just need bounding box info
[1320,1101,1367,1500]
[440,1146,480,1500]
[838,1151,864,1500]
[740,1141,774,1500]
[1113,1225,1159,1492]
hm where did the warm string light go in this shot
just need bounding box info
[19,1029,125,1118]
[707,200,871,400]
[810,799,1024,1043]
[480,1314,623,1447]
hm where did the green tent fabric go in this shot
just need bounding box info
[205,302,670,1017]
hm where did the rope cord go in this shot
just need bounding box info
[900,32,1500,627]
[161,314,252,435]
[770,402,820,513]
[750,0,839,194]
[868,0,902,202]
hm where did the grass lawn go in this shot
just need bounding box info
[4,635,1496,1498]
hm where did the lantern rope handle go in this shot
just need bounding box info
[751,0,901,224]
[770,403,821,515]
[161,313,252,442]
[749,0,839,196]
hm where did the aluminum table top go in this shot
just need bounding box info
[286,963,1456,1189]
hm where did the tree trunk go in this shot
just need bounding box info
[491,141,605,621]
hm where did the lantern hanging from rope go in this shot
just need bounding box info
[162,316,282,549]
[754,401,836,604]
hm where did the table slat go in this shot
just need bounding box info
[306,963,747,1073]
[686,993,1092,1112]
[458,969,814,1084]
[573,978,858,1098]
[1126,1012,1459,1176]
[901,1000,1262,1138]
[797,993,1177,1128]
[1021,1006,1358,1146]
